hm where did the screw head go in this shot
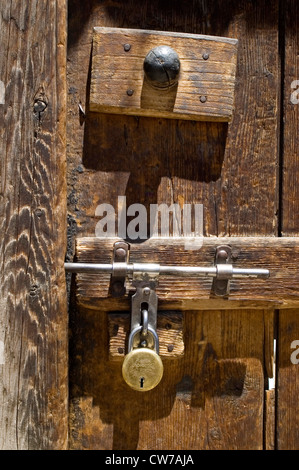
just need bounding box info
[143,287,151,296]
[200,95,207,103]
[124,43,131,52]
[202,52,210,60]
[218,249,228,261]
[127,89,134,96]
[115,247,126,259]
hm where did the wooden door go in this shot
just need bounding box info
[66,0,299,450]
[1,0,299,451]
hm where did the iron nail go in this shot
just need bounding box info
[124,44,131,52]
[200,95,207,103]
[202,52,209,60]
[127,89,134,96]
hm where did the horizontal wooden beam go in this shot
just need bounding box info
[73,237,299,310]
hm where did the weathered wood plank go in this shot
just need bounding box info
[108,312,184,360]
[277,0,299,451]
[265,389,275,450]
[75,237,299,309]
[90,27,238,122]
[0,0,68,449]
[276,309,299,449]
[281,0,299,236]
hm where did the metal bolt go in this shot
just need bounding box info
[127,89,134,96]
[35,208,43,218]
[143,287,151,296]
[118,347,124,354]
[202,52,209,60]
[200,95,207,103]
[115,247,126,259]
[33,99,47,113]
[167,344,174,352]
[218,249,228,261]
[124,44,131,52]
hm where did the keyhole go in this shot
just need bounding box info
[140,377,145,388]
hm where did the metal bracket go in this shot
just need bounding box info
[212,245,232,297]
[129,259,160,351]
[110,241,130,297]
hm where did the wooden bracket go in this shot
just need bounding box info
[108,311,184,360]
[90,27,238,122]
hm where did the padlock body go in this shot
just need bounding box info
[122,348,163,391]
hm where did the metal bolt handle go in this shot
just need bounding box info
[64,261,269,280]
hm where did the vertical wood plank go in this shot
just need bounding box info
[265,389,275,450]
[0,0,68,449]
[276,310,299,449]
[281,0,299,235]
[277,0,299,450]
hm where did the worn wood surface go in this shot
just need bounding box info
[75,237,299,309]
[281,0,299,236]
[265,389,275,450]
[0,1,68,449]
[108,312,184,360]
[69,308,267,450]
[277,0,299,451]
[67,0,279,240]
[90,27,238,122]
[67,0,280,450]
[276,309,299,449]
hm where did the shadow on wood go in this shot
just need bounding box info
[69,303,257,450]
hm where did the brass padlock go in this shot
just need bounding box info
[122,326,163,391]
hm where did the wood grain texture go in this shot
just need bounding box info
[281,0,299,235]
[75,237,299,309]
[277,0,299,451]
[265,389,275,450]
[108,312,184,360]
[69,308,267,450]
[67,0,280,240]
[0,0,68,449]
[90,27,238,122]
[276,309,299,449]
[67,0,280,450]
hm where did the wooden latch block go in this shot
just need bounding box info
[90,27,238,122]
[108,312,184,361]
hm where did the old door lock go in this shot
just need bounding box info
[122,267,163,391]
[65,242,269,391]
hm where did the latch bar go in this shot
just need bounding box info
[64,261,269,279]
